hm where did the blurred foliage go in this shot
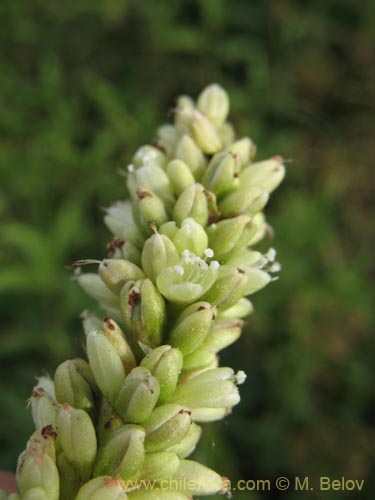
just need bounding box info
[0,0,373,498]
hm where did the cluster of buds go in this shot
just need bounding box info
[3,84,285,499]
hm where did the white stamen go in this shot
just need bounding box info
[127,164,135,173]
[266,248,276,262]
[174,265,184,276]
[210,260,220,270]
[235,370,247,385]
[204,248,214,258]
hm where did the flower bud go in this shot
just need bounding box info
[170,460,224,495]
[174,135,206,180]
[120,279,166,348]
[197,83,229,128]
[219,297,253,318]
[201,152,237,197]
[247,212,268,246]
[219,186,269,217]
[159,221,178,240]
[207,214,258,260]
[57,451,82,500]
[173,218,208,257]
[157,124,179,156]
[16,448,59,500]
[143,404,191,453]
[29,377,57,430]
[173,183,208,227]
[156,251,219,304]
[86,330,126,402]
[75,477,128,500]
[56,404,97,479]
[22,488,49,500]
[166,422,201,458]
[115,367,160,423]
[127,164,174,210]
[77,273,119,311]
[218,121,235,147]
[141,233,179,283]
[140,451,180,482]
[132,145,167,170]
[140,345,183,404]
[26,427,57,464]
[243,268,271,295]
[102,317,137,373]
[239,156,285,193]
[99,259,145,294]
[54,358,97,416]
[226,137,256,170]
[104,201,145,248]
[174,95,195,133]
[182,349,217,372]
[190,111,222,154]
[169,302,216,355]
[202,265,249,310]
[107,238,141,267]
[134,189,168,233]
[94,425,145,481]
[200,318,244,353]
[166,159,195,197]
[171,367,240,409]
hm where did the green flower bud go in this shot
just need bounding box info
[104,201,145,248]
[169,302,216,355]
[166,422,201,458]
[22,488,49,500]
[132,145,167,170]
[190,111,222,154]
[77,273,119,311]
[201,152,237,197]
[219,297,253,319]
[99,259,145,294]
[166,159,195,197]
[225,248,273,294]
[226,137,256,170]
[140,345,183,404]
[170,459,224,496]
[56,404,97,479]
[16,447,59,500]
[174,135,206,180]
[156,251,219,304]
[239,156,285,193]
[54,358,97,416]
[156,124,179,156]
[218,121,235,148]
[173,218,208,257]
[171,367,240,409]
[173,183,208,227]
[159,221,178,240]
[86,330,126,402]
[115,367,160,423]
[141,233,179,283]
[143,404,191,453]
[120,279,166,348]
[247,212,268,246]
[140,451,180,482]
[219,186,269,217]
[182,349,217,372]
[174,96,195,133]
[133,189,168,234]
[26,428,57,464]
[202,265,249,310]
[127,164,174,210]
[29,378,57,430]
[106,237,141,267]
[75,477,128,500]
[94,425,145,481]
[197,83,230,129]
[57,451,82,500]
[200,318,244,353]
[207,214,258,260]
[102,317,137,373]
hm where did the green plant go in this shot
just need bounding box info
[1,84,284,499]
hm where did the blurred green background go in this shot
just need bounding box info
[0,0,373,498]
